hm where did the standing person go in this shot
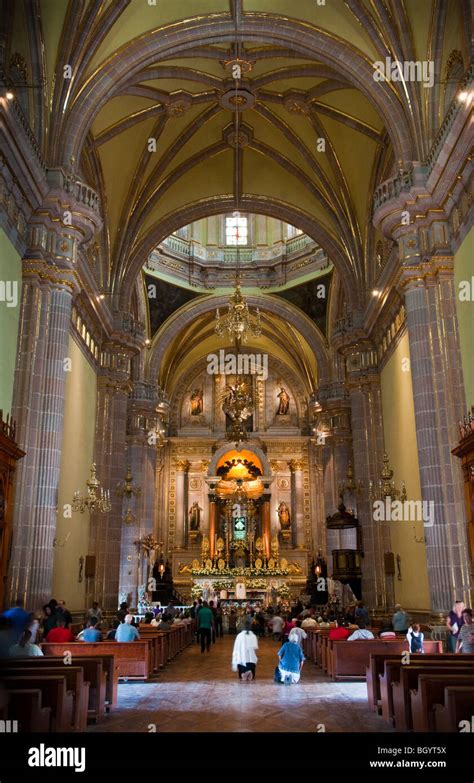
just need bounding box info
[355,600,370,627]
[115,614,140,642]
[87,602,103,626]
[232,621,259,681]
[166,601,176,619]
[209,600,217,643]
[41,604,57,638]
[117,602,129,623]
[197,601,213,653]
[406,624,424,653]
[276,629,305,685]
[215,602,224,638]
[2,600,30,643]
[228,609,237,635]
[392,604,409,634]
[289,620,307,648]
[271,612,284,641]
[456,609,474,653]
[57,600,73,628]
[447,600,465,652]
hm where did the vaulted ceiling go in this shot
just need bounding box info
[3,0,470,312]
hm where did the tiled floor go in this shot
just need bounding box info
[88,635,394,733]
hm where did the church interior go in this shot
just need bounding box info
[0,0,473,755]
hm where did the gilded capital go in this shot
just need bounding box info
[175,459,191,472]
[288,459,303,472]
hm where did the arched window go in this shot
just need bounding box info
[226,214,248,245]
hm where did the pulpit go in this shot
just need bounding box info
[0,411,25,609]
[452,418,474,567]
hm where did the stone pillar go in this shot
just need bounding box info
[346,346,392,610]
[400,256,471,611]
[175,460,191,549]
[262,494,271,557]
[209,495,217,558]
[7,174,101,609]
[117,381,164,608]
[288,460,304,548]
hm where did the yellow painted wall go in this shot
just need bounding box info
[0,229,21,415]
[53,334,97,610]
[454,228,474,408]
[380,331,431,611]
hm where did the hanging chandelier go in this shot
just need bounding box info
[72,463,111,514]
[215,271,262,349]
[116,466,141,499]
[369,453,407,502]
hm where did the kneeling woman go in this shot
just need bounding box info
[277,629,305,684]
[232,621,259,681]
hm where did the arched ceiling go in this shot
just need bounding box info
[5,0,471,307]
[147,294,324,395]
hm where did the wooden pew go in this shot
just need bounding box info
[8,655,109,721]
[434,686,474,732]
[1,675,74,732]
[379,656,473,725]
[2,666,89,732]
[392,665,473,731]
[330,638,441,682]
[411,674,474,732]
[41,641,150,680]
[4,689,51,732]
[367,647,449,711]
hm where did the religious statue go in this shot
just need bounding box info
[277,501,291,530]
[190,389,203,416]
[276,387,290,415]
[188,501,203,531]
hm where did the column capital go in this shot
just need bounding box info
[397,255,455,293]
[175,459,191,473]
[288,459,303,473]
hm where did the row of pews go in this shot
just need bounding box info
[0,622,194,732]
[367,652,474,732]
[303,628,474,732]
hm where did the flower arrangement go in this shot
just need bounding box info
[276,584,290,598]
[191,566,289,577]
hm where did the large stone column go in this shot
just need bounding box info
[117,381,164,608]
[346,347,392,610]
[288,460,304,548]
[261,494,271,557]
[7,175,101,609]
[400,254,471,611]
[88,316,143,611]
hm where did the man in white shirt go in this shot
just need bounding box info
[289,623,307,648]
[347,624,374,640]
[271,614,284,641]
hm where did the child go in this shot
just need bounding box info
[406,623,424,653]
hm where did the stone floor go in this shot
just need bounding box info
[88,635,394,733]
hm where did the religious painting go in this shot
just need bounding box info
[190,389,203,416]
[276,386,290,415]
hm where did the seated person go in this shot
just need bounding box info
[115,614,140,642]
[347,623,374,640]
[45,616,75,643]
[9,629,43,657]
[301,615,318,629]
[156,613,171,631]
[143,612,154,624]
[81,617,102,642]
[379,622,396,639]
[329,620,352,641]
[106,620,120,640]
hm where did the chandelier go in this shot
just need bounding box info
[72,463,111,514]
[116,466,141,499]
[369,453,407,502]
[215,272,262,349]
[338,461,363,496]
